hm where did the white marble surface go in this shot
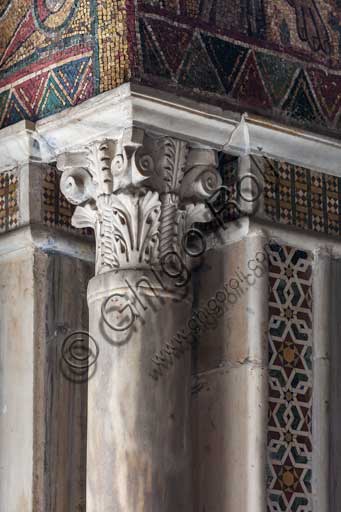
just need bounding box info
[2,83,341,176]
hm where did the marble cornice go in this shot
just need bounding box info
[1,83,341,176]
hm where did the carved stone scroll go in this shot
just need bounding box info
[57,132,221,274]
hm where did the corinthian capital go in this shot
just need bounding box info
[57,131,221,274]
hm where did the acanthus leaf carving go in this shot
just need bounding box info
[104,190,161,271]
[57,132,221,274]
[72,203,97,230]
[157,137,188,193]
[134,137,188,194]
[87,140,115,196]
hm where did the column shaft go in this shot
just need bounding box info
[87,270,192,511]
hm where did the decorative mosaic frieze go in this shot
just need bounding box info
[0,169,19,233]
[42,166,92,236]
[0,0,130,128]
[264,158,341,236]
[2,1,341,136]
[0,166,94,236]
[136,1,341,136]
[267,243,313,512]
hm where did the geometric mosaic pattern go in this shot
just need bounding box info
[0,167,93,236]
[0,169,18,233]
[42,166,92,237]
[217,153,240,223]
[264,158,341,236]
[267,243,313,512]
[43,166,74,230]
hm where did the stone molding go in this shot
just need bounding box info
[0,224,95,262]
[2,84,341,177]
[57,130,221,274]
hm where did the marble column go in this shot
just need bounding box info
[58,131,221,511]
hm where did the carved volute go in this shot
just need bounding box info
[57,131,221,274]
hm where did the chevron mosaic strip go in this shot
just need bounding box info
[136,1,341,135]
[0,0,130,128]
[267,243,313,512]
[0,55,94,127]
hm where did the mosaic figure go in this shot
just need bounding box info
[198,0,266,38]
[287,0,331,54]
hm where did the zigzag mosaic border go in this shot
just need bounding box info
[136,4,341,135]
[0,55,94,127]
[0,0,130,129]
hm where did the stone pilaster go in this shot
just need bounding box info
[0,156,94,512]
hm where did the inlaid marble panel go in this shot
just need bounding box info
[0,169,18,232]
[267,243,313,512]
[264,158,341,236]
